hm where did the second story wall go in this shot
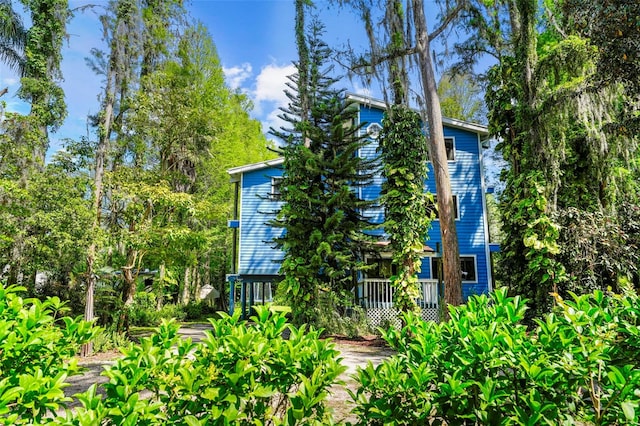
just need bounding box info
[237,166,284,276]
[354,99,491,297]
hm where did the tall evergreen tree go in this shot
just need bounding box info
[270,12,377,326]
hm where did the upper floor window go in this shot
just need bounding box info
[427,195,459,220]
[445,137,455,161]
[270,177,282,200]
[431,256,477,282]
[427,137,455,162]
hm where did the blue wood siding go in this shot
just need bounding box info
[238,167,284,276]
[359,106,385,231]
[235,99,491,299]
[357,103,491,299]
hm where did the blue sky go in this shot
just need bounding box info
[0,0,378,155]
[0,0,469,156]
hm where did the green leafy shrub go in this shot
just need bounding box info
[70,306,346,425]
[91,328,130,354]
[316,291,372,338]
[0,284,96,425]
[155,303,186,322]
[183,300,218,321]
[128,291,158,326]
[350,287,640,425]
[128,291,186,326]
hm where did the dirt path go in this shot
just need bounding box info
[65,325,394,422]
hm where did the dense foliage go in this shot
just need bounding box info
[378,105,432,313]
[0,0,273,333]
[0,284,96,424]
[443,0,640,317]
[350,287,640,425]
[0,285,345,425]
[270,12,377,326]
[67,308,344,425]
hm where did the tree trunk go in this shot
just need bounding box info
[156,263,166,309]
[182,266,191,305]
[82,22,118,357]
[193,267,201,304]
[413,0,462,314]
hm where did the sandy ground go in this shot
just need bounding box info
[63,325,394,423]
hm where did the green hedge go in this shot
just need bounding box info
[0,285,96,424]
[62,306,345,425]
[349,287,640,425]
[0,284,344,425]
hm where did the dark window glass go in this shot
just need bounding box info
[445,137,455,161]
[426,195,459,219]
[431,256,476,282]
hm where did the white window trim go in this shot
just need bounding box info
[460,254,478,283]
[427,136,456,163]
[445,136,456,162]
[270,176,282,200]
[366,122,382,139]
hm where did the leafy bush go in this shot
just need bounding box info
[316,291,372,338]
[0,284,96,425]
[183,300,218,321]
[553,207,639,295]
[128,291,186,326]
[155,303,186,322]
[350,287,640,425]
[128,291,158,326]
[91,328,130,354]
[69,306,346,425]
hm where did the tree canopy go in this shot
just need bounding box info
[0,0,273,334]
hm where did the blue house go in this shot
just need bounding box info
[227,94,494,324]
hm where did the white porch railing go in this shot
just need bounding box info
[360,278,439,309]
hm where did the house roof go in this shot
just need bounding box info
[346,93,490,137]
[227,157,284,181]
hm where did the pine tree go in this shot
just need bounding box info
[270,13,377,326]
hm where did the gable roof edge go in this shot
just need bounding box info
[227,157,284,179]
[346,93,489,136]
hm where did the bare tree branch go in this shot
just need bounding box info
[428,0,465,42]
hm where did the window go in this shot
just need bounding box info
[427,137,455,162]
[460,257,477,281]
[366,258,397,279]
[366,122,382,139]
[431,256,477,282]
[445,137,455,161]
[426,195,459,219]
[252,282,273,303]
[270,177,282,200]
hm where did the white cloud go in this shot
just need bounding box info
[223,63,253,90]
[254,63,294,104]
[248,63,295,136]
[263,108,287,136]
[2,77,18,87]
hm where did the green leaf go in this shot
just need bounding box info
[621,401,636,420]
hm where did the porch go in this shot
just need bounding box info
[357,278,441,327]
[228,276,442,326]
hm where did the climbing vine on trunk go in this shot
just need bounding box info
[379,105,433,314]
